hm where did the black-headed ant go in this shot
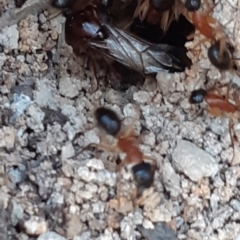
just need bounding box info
[189,87,240,116]
[189,86,240,162]
[184,2,239,70]
[84,107,156,195]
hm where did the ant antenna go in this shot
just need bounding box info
[47,10,63,21]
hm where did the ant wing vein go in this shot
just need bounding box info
[89,24,185,74]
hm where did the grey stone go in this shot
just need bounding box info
[138,222,177,240]
[0,204,8,240]
[8,165,27,185]
[37,231,67,240]
[0,25,19,49]
[59,76,81,98]
[10,85,33,100]
[8,200,24,226]
[7,93,33,123]
[162,162,181,197]
[78,231,91,240]
[230,199,240,212]
[172,140,219,182]
[61,142,75,159]
[42,108,69,126]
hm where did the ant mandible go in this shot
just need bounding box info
[85,107,156,195]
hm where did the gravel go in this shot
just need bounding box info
[0,0,240,240]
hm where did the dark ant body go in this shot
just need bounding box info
[185,0,201,12]
[88,107,156,193]
[94,107,121,136]
[208,41,236,70]
[52,0,191,91]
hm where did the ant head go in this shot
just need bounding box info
[94,107,121,136]
[189,89,207,104]
[208,41,232,70]
[132,162,155,190]
[150,0,175,11]
[185,0,201,12]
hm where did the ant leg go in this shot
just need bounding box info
[191,38,208,51]
[206,2,219,15]
[131,187,138,208]
[191,108,204,121]
[87,142,120,153]
[116,155,137,172]
[143,155,156,166]
[224,85,230,101]
[208,84,229,96]
[47,10,62,20]
[217,38,227,57]
[120,116,139,139]
[89,59,99,93]
[74,142,120,158]
[228,119,235,164]
[161,11,171,32]
[233,91,240,107]
[133,0,150,21]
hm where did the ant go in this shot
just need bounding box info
[52,0,113,91]
[207,41,239,71]
[134,0,175,21]
[189,85,240,162]
[184,1,239,70]
[83,107,156,196]
[189,86,240,117]
[133,0,180,32]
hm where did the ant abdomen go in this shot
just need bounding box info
[132,162,155,190]
[185,0,201,12]
[189,89,207,104]
[208,41,232,70]
[94,107,121,136]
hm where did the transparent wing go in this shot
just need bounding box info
[89,24,187,74]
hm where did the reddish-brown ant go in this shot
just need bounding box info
[189,86,240,162]
[184,2,239,70]
[189,87,240,117]
[83,107,156,195]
